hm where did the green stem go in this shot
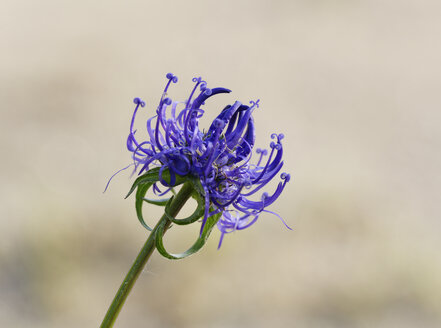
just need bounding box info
[100,182,194,328]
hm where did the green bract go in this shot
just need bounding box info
[126,167,220,259]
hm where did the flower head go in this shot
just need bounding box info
[126,73,290,247]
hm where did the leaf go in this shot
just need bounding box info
[125,168,161,199]
[155,212,222,260]
[164,190,205,225]
[126,167,186,199]
[129,167,191,231]
[190,175,205,196]
[143,197,172,206]
[135,183,154,231]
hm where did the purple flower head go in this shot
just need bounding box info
[126,73,291,248]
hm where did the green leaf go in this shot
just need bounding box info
[189,175,205,197]
[126,167,186,199]
[125,168,161,199]
[129,167,191,231]
[143,197,172,206]
[135,183,154,231]
[164,189,204,225]
[161,170,186,187]
[155,211,222,260]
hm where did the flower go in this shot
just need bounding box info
[126,73,291,247]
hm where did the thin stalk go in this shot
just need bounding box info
[100,182,194,328]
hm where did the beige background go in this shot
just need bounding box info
[1,1,441,327]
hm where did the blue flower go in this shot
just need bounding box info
[125,73,291,247]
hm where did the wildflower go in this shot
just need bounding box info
[100,73,292,327]
[124,73,290,248]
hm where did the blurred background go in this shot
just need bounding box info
[1,0,440,327]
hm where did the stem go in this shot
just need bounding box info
[100,182,194,328]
